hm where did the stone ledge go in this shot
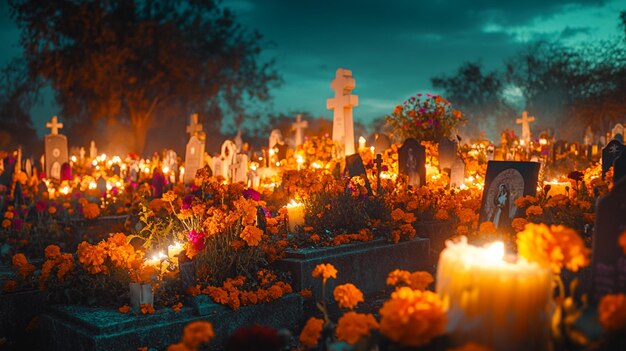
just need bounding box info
[274,237,430,299]
[39,293,303,351]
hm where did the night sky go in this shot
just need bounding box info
[1,0,623,137]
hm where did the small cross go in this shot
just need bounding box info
[292,114,308,146]
[46,116,64,135]
[186,113,203,138]
[516,111,535,144]
[374,153,383,195]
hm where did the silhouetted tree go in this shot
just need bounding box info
[10,0,279,155]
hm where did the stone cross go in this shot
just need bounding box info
[186,113,203,138]
[292,114,308,147]
[90,141,97,159]
[327,68,358,157]
[516,111,535,145]
[46,116,64,135]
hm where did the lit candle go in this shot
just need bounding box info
[285,200,305,232]
[545,180,569,197]
[167,242,184,262]
[358,136,366,150]
[144,252,167,269]
[436,237,552,351]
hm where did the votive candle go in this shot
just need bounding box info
[286,200,305,232]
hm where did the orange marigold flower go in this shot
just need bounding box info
[161,190,177,202]
[379,287,447,347]
[517,223,590,274]
[12,253,28,268]
[386,269,411,287]
[171,302,183,313]
[333,283,364,309]
[456,225,469,236]
[76,241,107,274]
[178,321,214,349]
[48,206,57,215]
[478,221,496,234]
[1,219,10,229]
[511,218,528,233]
[525,205,543,217]
[312,263,337,283]
[599,293,626,332]
[336,312,379,345]
[619,231,626,255]
[140,303,155,315]
[4,211,14,219]
[434,209,449,221]
[514,195,538,208]
[118,304,131,314]
[310,234,321,243]
[447,342,493,351]
[408,271,434,291]
[240,225,263,246]
[82,203,101,219]
[299,317,324,348]
[44,245,61,260]
[300,289,313,299]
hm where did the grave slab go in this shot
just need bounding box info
[273,237,429,300]
[39,293,303,351]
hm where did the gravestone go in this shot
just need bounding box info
[516,111,535,146]
[398,138,426,188]
[373,133,391,154]
[450,158,466,188]
[345,154,372,194]
[44,116,69,180]
[292,114,308,147]
[590,176,626,303]
[438,138,457,171]
[614,154,626,184]
[96,177,107,195]
[183,114,205,184]
[230,154,249,184]
[602,139,625,178]
[215,140,237,180]
[327,68,358,157]
[612,123,624,143]
[89,141,97,160]
[269,129,283,150]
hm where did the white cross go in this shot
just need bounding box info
[327,69,358,156]
[46,116,64,135]
[516,111,535,144]
[186,113,203,138]
[291,114,308,146]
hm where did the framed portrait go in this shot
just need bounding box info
[479,161,541,230]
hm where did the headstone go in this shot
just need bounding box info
[398,138,426,188]
[230,154,249,184]
[450,158,466,187]
[79,147,86,163]
[44,116,69,180]
[373,133,391,154]
[60,162,72,181]
[614,154,626,184]
[602,139,625,178]
[590,176,626,303]
[269,129,284,150]
[327,68,358,157]
[583,126,593,146]
[183,114,206,184]
[89,141,97,160]
[516,111,535,146]
[612,123,624,143]
[96,177,107,195]
[291,114,308,147]
[438,138,457,171]
[24,159,32,178]
[345,154,372,194]
[215,140,237,180]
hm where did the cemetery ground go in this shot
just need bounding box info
[1,75,626,350]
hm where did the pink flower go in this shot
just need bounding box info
[188,229,207,251]
[35,200,46,212]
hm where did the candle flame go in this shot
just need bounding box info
[485,242,505,262]
[286,199,302,208]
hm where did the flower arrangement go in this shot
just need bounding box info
[386,93,465,143]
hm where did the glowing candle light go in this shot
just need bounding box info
[358,136,366,150]
[436,237,552,351]
[285,200,305,232]
[167,242,184,263]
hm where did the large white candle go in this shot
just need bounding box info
[436,236,553,351]
[286,200,305,232]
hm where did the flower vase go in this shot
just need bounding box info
[129,282,153,308]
